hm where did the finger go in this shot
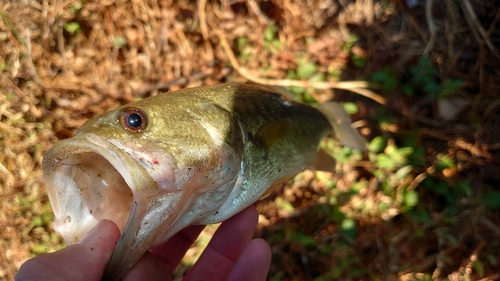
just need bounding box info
[15,220,120,281]
[183,206,259,281]
[123,251,168,281]
[148,224,205,274]
[228,239,271,281]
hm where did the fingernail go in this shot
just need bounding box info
[79,220,109,244]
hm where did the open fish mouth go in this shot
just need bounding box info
[42,134,155,245]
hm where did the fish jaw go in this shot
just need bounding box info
[102,141,243,280]
[42,133,162,245]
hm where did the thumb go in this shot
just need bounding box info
[15,220,121,281]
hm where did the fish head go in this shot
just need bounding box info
[43,104,175,243]
[43,98,244,280]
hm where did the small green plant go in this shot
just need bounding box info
[0,60,6,72]
[63,22,81,35]
[340,102,359,115]
[111,35,127,49]
[69,1,83,13]
[370,57,464,99]
[482,190,500,210]
[263,23,281,52]
[404,56,464,98]
[342,34,359,53]
[285,57,324,104]
[236,36,253,63]
[369,67,398,92]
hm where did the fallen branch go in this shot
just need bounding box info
[216,31,387,105]
[460,0,498,56]
[423,0,437,55]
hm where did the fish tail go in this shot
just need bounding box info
[316,101,367,151]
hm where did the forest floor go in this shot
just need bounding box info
[1,0,499,280]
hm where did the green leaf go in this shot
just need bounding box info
[342,34,358,52]
[351,54,367,68]
[404,190,419,207]
[375,153,395,170]
[275,197,294,212]
[389,147,414,165]
[339,218,357,239]
[6,92,16,101]
[394,165,413,182]
[70,1,83,13]
[482,191,500,209]
[297,60,317,79]
[64,22,80,34]
[423,82,441,99]
[435,154,455,171]
[303,92,318,105]
[31,244,48,254]
[32,216,43,227]
[440,79,464,98]
[368,136,386,153]
[457,180,473,197]
[111,35,127,48]
[320,244,333,255]
[236,36,248,51]
[290,233,316,247]
[370,68,398,92]
[413,56,437,77]
[401,83,414,96]
[308,72,325,83]
[474,260,485,277]
[288,86,306,96]
[409,206,430,223]
[264,24,277,42]
[341,102,359,114]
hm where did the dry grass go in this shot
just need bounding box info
[0,0,499,280]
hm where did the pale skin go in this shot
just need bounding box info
[15,206,271,281]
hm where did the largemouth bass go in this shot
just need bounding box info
[42,83,366,280]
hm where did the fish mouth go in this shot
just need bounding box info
[43,130,242,280]
[42,133,157,246]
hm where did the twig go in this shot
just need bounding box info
[198,0,214,61]
[1,73,25,97]
[216,31,387,105]
[24,28,42,83]
[423,0,436,55]
[247,0,271,25]
[407,172,428,191]
[480,217,500,237]
[395,0,429,45]
[460,0,498,56]
[464,240,486,280]
[483,98,500,122]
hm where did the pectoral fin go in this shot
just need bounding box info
[312,149,337,172]
[253,118,293,157]
[317,101,367,151]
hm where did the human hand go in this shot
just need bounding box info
[15,206,271,281]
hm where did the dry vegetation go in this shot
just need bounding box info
[1,0,499,280]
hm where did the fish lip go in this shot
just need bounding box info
[42,133,157,245]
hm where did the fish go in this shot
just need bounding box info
[42,83,366,280]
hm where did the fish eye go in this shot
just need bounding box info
[120,107,148,133]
